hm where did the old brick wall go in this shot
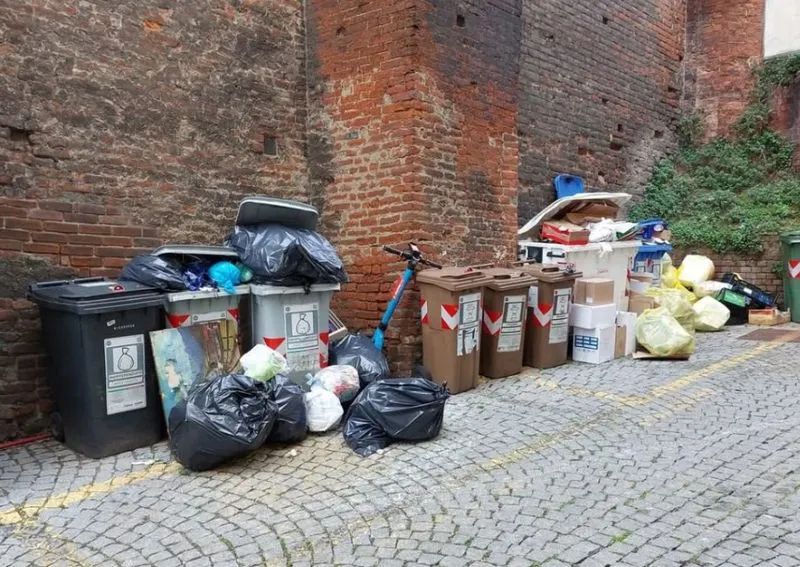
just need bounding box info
[683,0,763,140]
[0,0,309,439]
[518,0,687,223]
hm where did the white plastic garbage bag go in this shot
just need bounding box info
[677,255,715,290]
[304,387,343,432]
[692,296,730,331]
[240,344,288,382]
[694,280,731,299]
[312,365,360,402]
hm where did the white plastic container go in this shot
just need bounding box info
[518,241,639,311]
[250,283,340,383]
[518,192,640,312]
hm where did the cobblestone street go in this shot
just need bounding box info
[2,326,800,567]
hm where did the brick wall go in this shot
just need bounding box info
[0,0,309,439]
[518,0,686,222]
[683,0,763,140]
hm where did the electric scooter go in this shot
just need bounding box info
[372,243,442,350]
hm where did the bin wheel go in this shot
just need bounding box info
[50,412,65,442]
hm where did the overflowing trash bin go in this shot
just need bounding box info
[479,267,536,379]
[29,278,166,458]
[417,267,492,393]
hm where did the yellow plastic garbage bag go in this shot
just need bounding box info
[692,296,730,331]
[636,307,696,356]
[646,287,696,331]
[661,254,679,288]
[677,254,715,290]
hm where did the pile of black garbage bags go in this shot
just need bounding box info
[169,335,450,471]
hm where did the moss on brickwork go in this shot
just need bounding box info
[631,54,800,254]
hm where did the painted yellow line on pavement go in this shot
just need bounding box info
[0,461,181,526]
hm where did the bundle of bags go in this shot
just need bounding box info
[169,335,449,471]
[636,254,731,357]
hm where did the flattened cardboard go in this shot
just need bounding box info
[614,325,627,358]
[633,349,691,360]
[629,294,656,315]
[574,278,615,305]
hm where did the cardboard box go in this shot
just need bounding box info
[569,303,617,328]
[748,308,791,326]
[564,202,619,225]
[541,221,590,245]
[633,349,691,360]
[629,272,654,295]
[615,325,626,358]
[572,325,615,364]
[616,311,637,355]
[629,294,656,315]
[574,278,615,305]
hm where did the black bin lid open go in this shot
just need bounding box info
[235,197,318,230]
[29,277,165,315]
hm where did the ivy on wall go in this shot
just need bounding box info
[630,54,800,254]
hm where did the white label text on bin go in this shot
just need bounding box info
[104,334,147,415]
[284,303,319,371]
[457,293,481,356]
[497,295,525,353]
[549,288,571,344]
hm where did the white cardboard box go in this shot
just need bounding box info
[572,325,616,364]
[616,311,637,356]
[570,303,617,329]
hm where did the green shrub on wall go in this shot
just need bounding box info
[630,54,800,254]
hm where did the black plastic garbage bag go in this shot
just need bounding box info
[342,378,450,457]
[330,334,390,388]
[168,374,278,471]
[266,374,308,444]
[225,223,347,286]
[120,254,185,291]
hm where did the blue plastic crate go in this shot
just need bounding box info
[634,243,673,286]
[638,218,668,240]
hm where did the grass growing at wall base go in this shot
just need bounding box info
[630,55,800,254]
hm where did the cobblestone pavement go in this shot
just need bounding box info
[3,326,800,567]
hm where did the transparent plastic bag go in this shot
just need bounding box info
[311,365,360,402]
[636,307,696,357]
[694,280,731,299]
[692,296,730,331]
[241,344,288,382]
[646,287,696,331]
[677,254,715,290]
[304,387,343,432]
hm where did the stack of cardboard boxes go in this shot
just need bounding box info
[570,277,638,364]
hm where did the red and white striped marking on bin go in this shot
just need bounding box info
[482,310,502,336]
[420,299,429,325]
[531,303,553,327]
[441,304,459,330]
[789,260,800,279]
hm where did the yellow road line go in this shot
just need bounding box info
[0,462,181,526]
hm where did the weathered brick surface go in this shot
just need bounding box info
[0,0,309,439]
[683,0,763,140]
[518,0,686,222]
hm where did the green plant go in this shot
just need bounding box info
[677,113,704,148]
[632,54,800,254]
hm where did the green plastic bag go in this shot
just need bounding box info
[636,307,696,357]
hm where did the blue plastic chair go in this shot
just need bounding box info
[553,174,585,199]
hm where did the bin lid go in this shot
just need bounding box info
[235,197,318,229]
[781,230,800,245]
[416,267,493,291]
[152,245,239,259]
[29,277,164,314]
[481,267,538,291]
[518,192,632,240]
[250,283,341,296]
[513,263,583,283]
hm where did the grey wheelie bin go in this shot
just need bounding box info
[29,277,166,458]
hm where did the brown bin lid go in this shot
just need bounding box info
[482,267,538,291]
[416,267,493,291]
[513,262,583,283]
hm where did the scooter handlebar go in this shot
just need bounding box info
[383,245,442,268]
[421,258,443,269]
[383,246,404,256]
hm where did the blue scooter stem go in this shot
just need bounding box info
[373,266,416,350]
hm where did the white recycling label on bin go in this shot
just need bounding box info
[457,293,481,356]
[104,334,147,415]
[284,303,320,371]
[497,295,525,353]
[549,288,571,344]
